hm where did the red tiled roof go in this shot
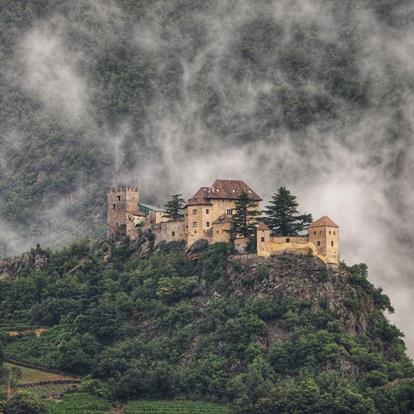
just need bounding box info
[185,187,213,206]
[309,216,339,228]
[186,179,262,206]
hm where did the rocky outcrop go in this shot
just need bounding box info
[0,246,48,278]
[227,253,373,336]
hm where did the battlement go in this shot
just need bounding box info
[108,186,139,193]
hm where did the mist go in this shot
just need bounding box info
[0,0,413,353]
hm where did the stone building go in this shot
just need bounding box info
[106,182,340,265]
[184,179,262,245]
[257,216,339,265]
[139,203,169,225]
[107,186,145,240]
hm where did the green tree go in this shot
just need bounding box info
[231,192,261,242]
[3,391,48,414]
[164,194,185,221]
[264,187,312,236]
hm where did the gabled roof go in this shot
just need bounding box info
[212,214,232,225]
[210,179,262,201]
[309,216,339,228]
[185,187,213,206]
[186,179,262,206]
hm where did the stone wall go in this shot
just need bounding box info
[107,186,140,240]
[153,221,186,244]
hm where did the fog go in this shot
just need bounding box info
[0,0,413,354]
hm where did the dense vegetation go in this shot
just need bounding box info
[0,238,413,412]
[0,0,413,257]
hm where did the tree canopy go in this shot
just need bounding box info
[263,187,312,236]
[164,194,185,221]
[231,191,261,243]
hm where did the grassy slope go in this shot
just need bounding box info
[5,362,76,384]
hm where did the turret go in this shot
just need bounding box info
[308,216,339,265]
[107,186,140,239]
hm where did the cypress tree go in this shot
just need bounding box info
[264,187,312,236]
[164,194,185,221]
[231,191,261,241]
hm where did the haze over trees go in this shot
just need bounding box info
[0,0,413,262]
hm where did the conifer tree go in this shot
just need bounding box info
[231,191,261,241]
[264,187,312,236]
[164,194,185,221]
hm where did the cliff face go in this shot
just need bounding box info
[228,254,372,336]
[0,247,48,279]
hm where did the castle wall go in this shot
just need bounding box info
[212,221,232,243]
[256,229,339,265]
[257,231,312,258]
[146,211,169,225]
[153,221,186,244]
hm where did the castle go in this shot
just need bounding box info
[107,180,339,265]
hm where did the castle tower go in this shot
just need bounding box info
[308,216,339,265]
[107,186,141,240]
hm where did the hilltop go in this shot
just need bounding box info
[0,237,413,413]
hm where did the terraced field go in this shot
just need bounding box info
[46,394,231,414]
[125,400,231,414]
[47,393,110,414]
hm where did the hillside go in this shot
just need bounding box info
[0,238,413,413]
[1,0,413,259]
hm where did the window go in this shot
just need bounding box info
[186,225,188,228]
[117,195,121,201]
[172,231,175,237]
[317,241,321,246]
[226,208,233,215]
[217,230,219,234]
[261,237,265,242]
[206,222,210,228]
[113,204,116,209]
[193,222,197,227]
[333,231,336,235]
[286,238,290,243]
[194,230,197,234]
[193,209,197,215]
[331,241,334,247]
[329,230,331,234]
[206,209,209,214]
[313,231,316,235]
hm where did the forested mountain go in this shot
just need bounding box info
[0,238,414,412]
[0,0,413,259]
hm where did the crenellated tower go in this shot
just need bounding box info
[107,186,141,240]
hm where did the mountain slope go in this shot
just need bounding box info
[0,0,413,258]
[0,238,413,413]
